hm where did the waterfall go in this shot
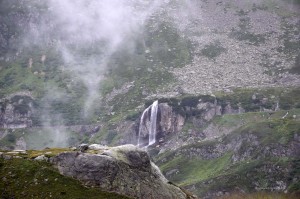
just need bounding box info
[275,101,280,111]
[137,105,151,146]
[148,100,158,146]
[137,100,159,147]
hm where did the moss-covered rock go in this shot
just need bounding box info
[51,144,193,199]
[0,157,129,199]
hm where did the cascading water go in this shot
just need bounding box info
[148,100,158,146]
[137,106,151,146]
[137,100,159,147]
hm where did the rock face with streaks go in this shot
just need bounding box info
[51,145,191,199]
[0,93,34,129]
[159,103,185,135]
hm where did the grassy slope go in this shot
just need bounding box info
[154,109,300,197]
[0,157,130,199]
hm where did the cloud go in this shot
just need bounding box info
[19,0,198,147]
[38,0,171,117]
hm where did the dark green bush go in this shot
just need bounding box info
[181,96,200,107]
[6,134,16,143]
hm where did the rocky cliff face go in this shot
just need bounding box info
[108,87,299,148]
[134,90,289,147]
[0,0,45,59]
[0,93,34,129]
[51,145,192,199]
[158,103,185,135]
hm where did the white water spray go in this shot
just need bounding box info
[148,100,158,146]
[137,100,159,147]
[137,105,151,146]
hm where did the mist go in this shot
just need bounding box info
[18,0,197,148]
[41,0,170,116]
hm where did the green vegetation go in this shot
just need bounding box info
[145,21,193,68]
[193,157,299,197]
[278,19,300,56]
[290,55,300,74]
[0,158,129,199]
[0,63,45,97]
[230,16,266,46]
[155,105,300,197]
[200,41,227,60]
[216,87,300,111]
[0,1,299,198]
[0,129,25,150]
[288,158,300,192]
[96,18,194,134]
[160,153,232,186]
[220,192,299,199]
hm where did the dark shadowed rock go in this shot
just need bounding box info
[78,143,89,152]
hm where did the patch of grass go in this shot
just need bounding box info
[290,54,300,74]
[26,148,73,159]
[288,158,300,193]
[189,158,299,197]
[89,125,109,144]
[0,129,25,150]
[215,87,300,112]
[222,117,300,147]
[219,192,299,199]
[103,67,174,127]
[230,17,266,46]
[0,158,129,199]
[279,88,300,109]
[106,130,118,144]
[160,153,232,186]
[277,19,300,74]
[213,114,243,127]
[155,109,300,196]
[145,21,193,68]
[181,121,194,133]
[125,110,141,121]
[200,41,227,60]
[0,63,44,97]
[230,30,266,46]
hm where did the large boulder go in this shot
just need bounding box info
[51,144,191,199]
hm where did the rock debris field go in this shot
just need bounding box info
[168,0,300,95]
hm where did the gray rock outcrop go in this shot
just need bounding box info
[0,93,33,129]
[159,103,185,135]
[51,145,191,199]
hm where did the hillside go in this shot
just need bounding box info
[0,157,129,199]
[0,0,300,198]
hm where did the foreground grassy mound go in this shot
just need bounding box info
[0,158,129,199]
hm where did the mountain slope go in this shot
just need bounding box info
[0,0,300,198]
